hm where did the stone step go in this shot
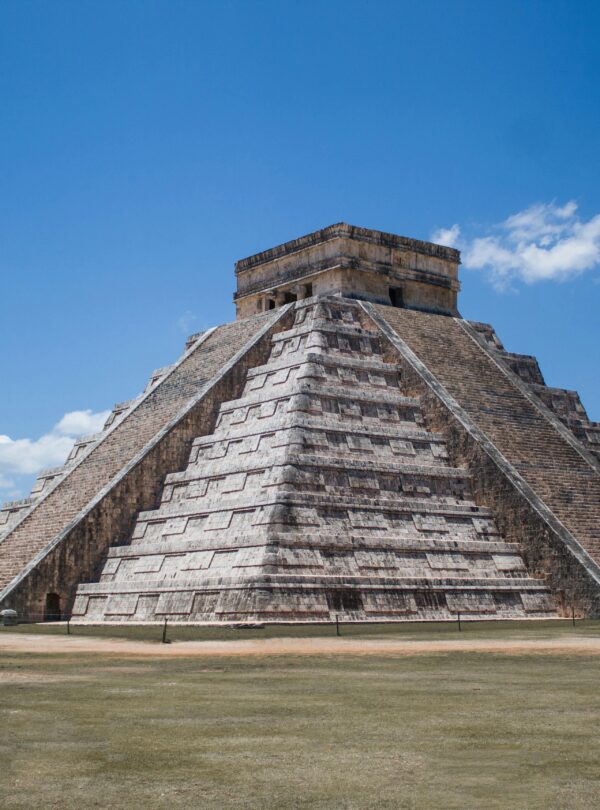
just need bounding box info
[272,320,379,345]
[76,573,550,596]
[271,329,383,360]
[219,380,419,415]
[107,532,519,559]
[98,543,535,585]
[214,401,425,434]
[72,579,555,622]
[164,454,468,487]
[133,493,495,528]
[246,351,401,379]
[242,361,402,400]
[192,414,443,448]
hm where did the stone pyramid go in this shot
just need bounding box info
[2,224,599,623]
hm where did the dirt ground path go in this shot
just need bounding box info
[3,632,600,657]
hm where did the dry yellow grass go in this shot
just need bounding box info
[1,622,600,808]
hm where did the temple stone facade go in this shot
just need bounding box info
[1,223,599,623]
[234,223,460,318]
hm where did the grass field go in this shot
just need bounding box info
[2,622,600,809]
[4,616,600,642]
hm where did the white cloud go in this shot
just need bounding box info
[54,409,109,437]
[431,224,461,248]
[0,409,110,496]
[0,433,76,476]
[431,201,600,289]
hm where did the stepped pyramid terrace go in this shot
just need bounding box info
[1,223,600,623]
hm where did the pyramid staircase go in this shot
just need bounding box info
[73,298,556,623]
[0,310,282,613]
[469,321,600,462]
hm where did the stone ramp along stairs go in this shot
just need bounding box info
[0,307,288,615]
[72,298,556,623]
[368,304,600,615]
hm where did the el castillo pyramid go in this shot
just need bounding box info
[2,223,600,623]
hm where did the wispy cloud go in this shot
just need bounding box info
[0,474,20,500]
[177,310,197,335]
[0,408,110,500]
[431,201,600,289]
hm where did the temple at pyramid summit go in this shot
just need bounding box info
[2,222,600,623]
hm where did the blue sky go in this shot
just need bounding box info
[1,0,599,498]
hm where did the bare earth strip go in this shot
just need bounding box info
[3,631,600,657]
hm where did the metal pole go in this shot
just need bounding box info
[162,618,168,643]
[336,615,340,637]
[572,605,576,627]
[67,618,70,635]
[457,612,462,632]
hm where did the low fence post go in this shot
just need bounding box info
[162,618,169,644]
[336,615,341,637]
[457,612,462,632]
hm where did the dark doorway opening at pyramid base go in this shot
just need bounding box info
[389,287,404,308]
[44,593,62,622]
[326,589,363,613]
